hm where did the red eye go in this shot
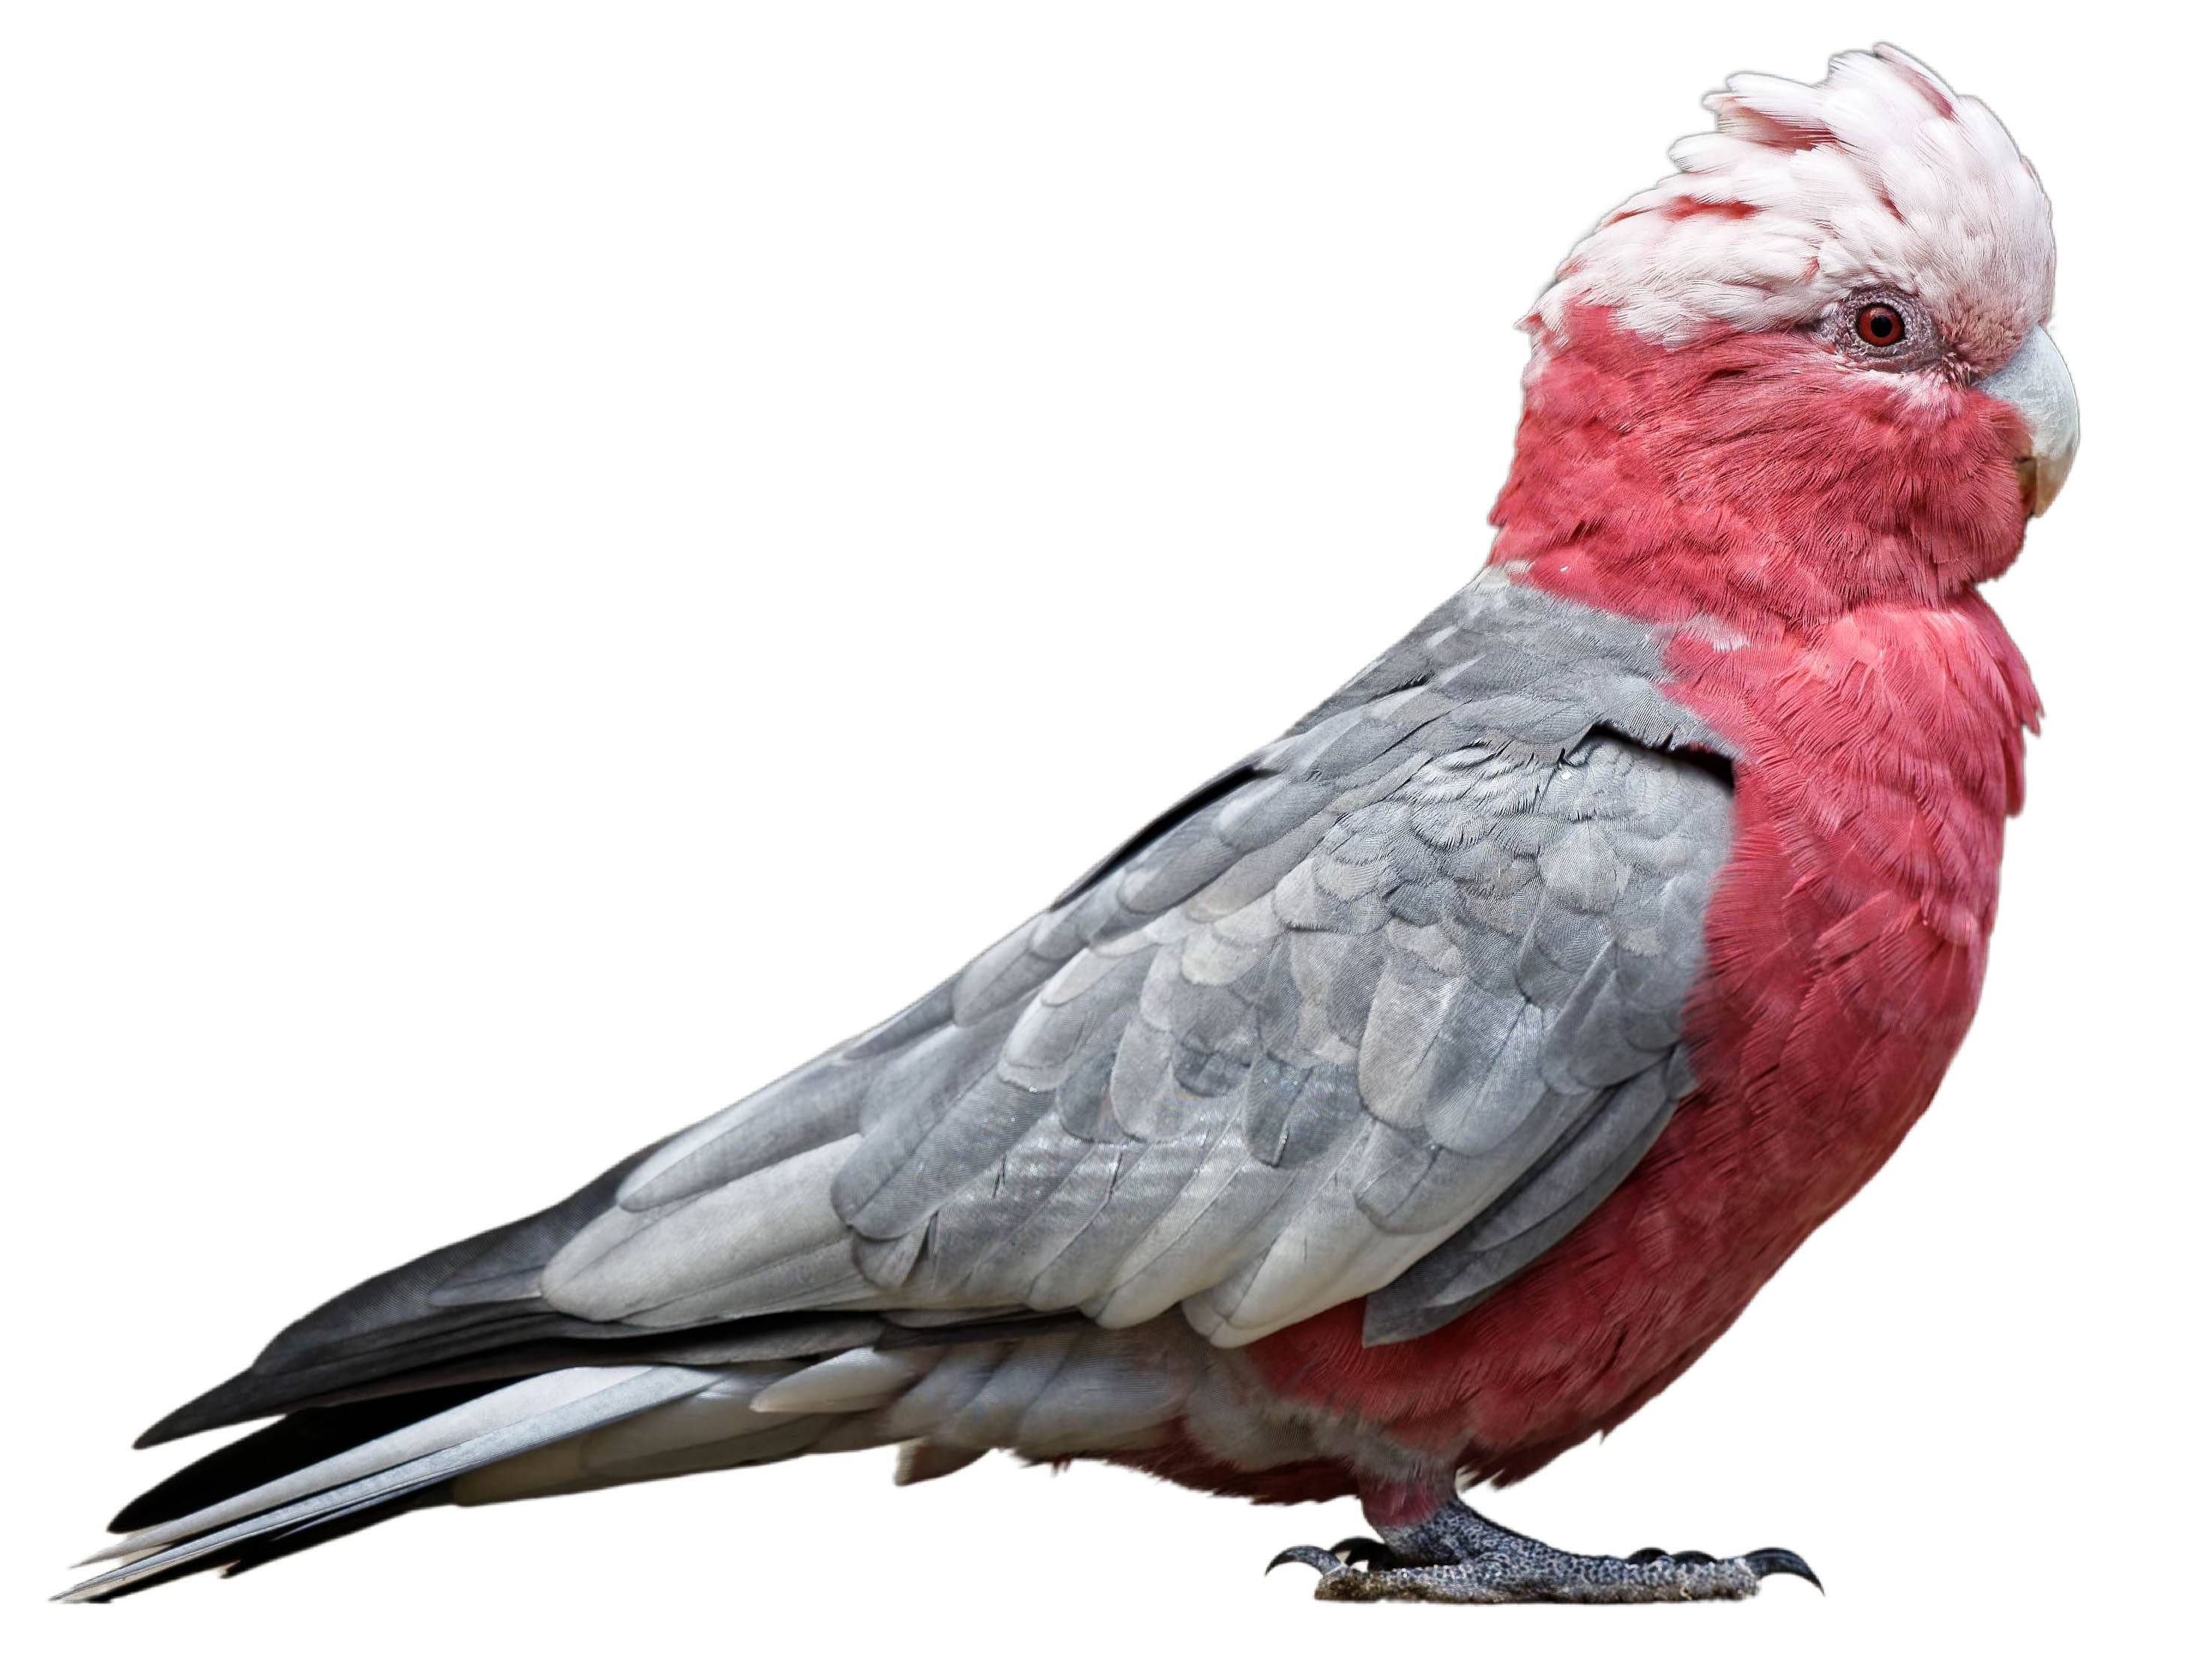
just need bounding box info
[1854,304,1905,347]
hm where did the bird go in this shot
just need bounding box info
[64,43,2076,1606]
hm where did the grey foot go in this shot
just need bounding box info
[1268,1502,1820,1605]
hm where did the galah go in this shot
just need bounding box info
[67,44,2076,1606]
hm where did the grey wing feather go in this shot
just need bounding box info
[556,566,1733,1345]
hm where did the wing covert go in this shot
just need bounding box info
[578,567,1736,1347]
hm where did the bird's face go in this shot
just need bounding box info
[1500,46,2075,624]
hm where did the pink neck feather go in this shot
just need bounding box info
[1491,304,2034,636]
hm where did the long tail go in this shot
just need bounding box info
[60,1365,720,1603]
[67,1319,1216,1600]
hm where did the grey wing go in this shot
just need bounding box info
[152,569,1734,1442]
[536,569,1735,1347]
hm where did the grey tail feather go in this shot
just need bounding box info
[138,1139,673,1448]
[64,1365,720,1603]
[76,1485,456,1603]
[111,1381,512,1533]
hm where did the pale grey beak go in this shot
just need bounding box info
[1977,325,2078,516]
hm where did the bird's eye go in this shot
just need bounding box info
[1854,304,1905,347]
[1829,292,1939,370]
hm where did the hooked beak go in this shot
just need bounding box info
[1977,325,2078,516]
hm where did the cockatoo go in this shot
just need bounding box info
[66,44,2076,1605]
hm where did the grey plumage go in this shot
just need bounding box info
[73,564,1738,1598]
[572,566,1732,1347]
[70,1367,726,1599]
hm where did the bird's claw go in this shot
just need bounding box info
[1327,1535,1402,1570]
[1623,1544,1820,1589]
[1266,1544,1349,1578]
[1267,1535,1407,1578]
[1744,1547,1823,1592]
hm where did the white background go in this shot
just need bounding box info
[5,4,2205,1655]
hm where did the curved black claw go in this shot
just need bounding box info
[1267,1545,1349,1578]
[1672,1550,1717,1566]
[1327,1535,1403,1571]
[1744,1547,1823,1592]
[1625,1547,1667,1565]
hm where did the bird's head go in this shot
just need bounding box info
[1493,46,2075,627]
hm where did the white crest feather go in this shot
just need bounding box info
[1537,45,2055,371]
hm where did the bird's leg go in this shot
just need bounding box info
[1269,1489,1820,1605]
